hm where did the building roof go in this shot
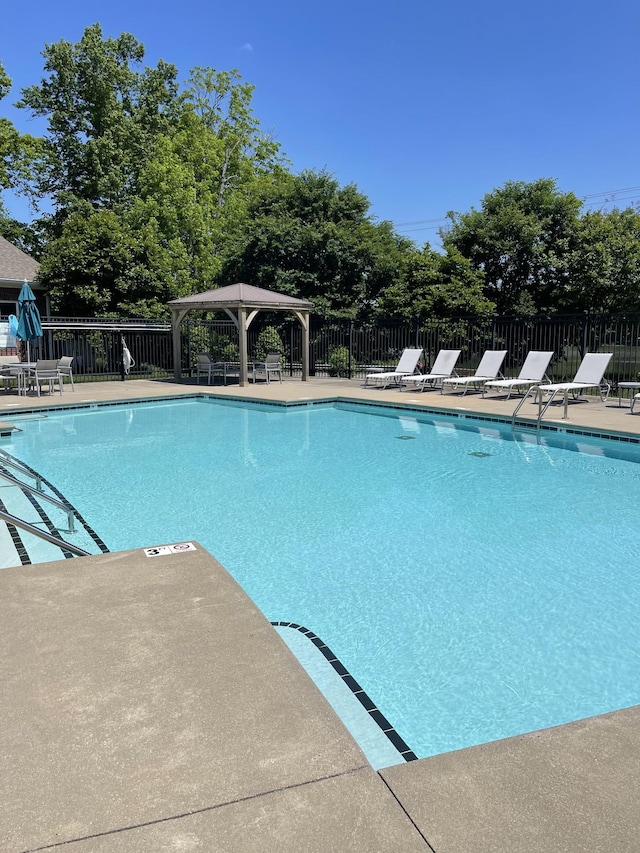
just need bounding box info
[0,236,40,286]
[168,282,313,311]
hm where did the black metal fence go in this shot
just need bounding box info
[303,315,640,385]
[26,313,640,388]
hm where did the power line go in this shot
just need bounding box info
[395,224,444,234]
[580,185,640,200]
[394,216,449,227]
[583,194,640,208]
[392,185,640,234]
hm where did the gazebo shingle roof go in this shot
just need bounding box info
[168,283,313,310]
[0,236,40,284]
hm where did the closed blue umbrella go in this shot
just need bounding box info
[16,282,43,362]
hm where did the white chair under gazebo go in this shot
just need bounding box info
[169,283,313,387]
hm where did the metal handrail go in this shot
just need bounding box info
[512,385,545,431]
[512,380,611,431]
[0,449,44,490]
[0,509,90,557]
[0,469,76,531]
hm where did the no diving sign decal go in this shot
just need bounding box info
[144,542,197,557]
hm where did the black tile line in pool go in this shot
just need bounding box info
[20,487,77,560]
[0,494,31,565]
[0,393,207,419]
[0,454,109,558]
[271,621,418,763]
[0,391,332,419]
[0,392,324,420]
[2,393,640,448]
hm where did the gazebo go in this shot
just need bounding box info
[169,283,314,386]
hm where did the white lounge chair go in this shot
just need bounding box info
[525,353,613,415]
[401,349,461,392]
[441,350,507,395]
[365,348,423,389]
[482,351,554,400]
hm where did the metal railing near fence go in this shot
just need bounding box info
[39,318,172,382]
[36,313,640,389]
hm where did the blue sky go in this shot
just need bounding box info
[2,0,639,247]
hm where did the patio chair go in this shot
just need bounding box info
[482,351,554,400]
[401,349,461,392]
[196,353,225,385]
[441,350,507,396]
[28,359,63,397]
[364,348,423,389]
[252,352,282,384]
[57,355,75,391]
[522,353,613,417]
[0,355,20,393]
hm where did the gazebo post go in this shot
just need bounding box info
[301,318,309,381]
[293,310,310,381]
[172,308,189,380]
[238,307,249,386]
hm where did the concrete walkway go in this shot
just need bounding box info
[2,376,640,852]
[0,548,427,852]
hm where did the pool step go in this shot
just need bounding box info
[0,482,99,568]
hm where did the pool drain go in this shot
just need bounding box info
[468,450,491,457]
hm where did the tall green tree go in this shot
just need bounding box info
[0,61,43,248]
[0,61,17,193]
[562,207,640,313]
[16,23,179,216]
[14,27,282,316]
[120,69,284,306]
[37,209,141,315]
[377,243,493,320]
[12,24,183,315]
[221,169,412,318]
[184,66,281,207]
[443,178,583,315]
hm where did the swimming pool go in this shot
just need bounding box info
[3,397,640,764]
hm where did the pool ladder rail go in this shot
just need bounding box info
[512,380,612,432]
[0,450,90,558]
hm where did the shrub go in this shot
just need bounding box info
[254,326,284,362]
[189,328,239,366]
[220,341,240,362]
[328,346,351,377]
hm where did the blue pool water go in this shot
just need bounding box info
[4,397,640,760]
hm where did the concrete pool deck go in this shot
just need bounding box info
[2,376,640,851]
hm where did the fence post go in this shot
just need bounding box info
[491,317,497,350]
[289,323,294,376]
[119,332,126,381]
[582,311,590,357]
[348,321,353,379]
